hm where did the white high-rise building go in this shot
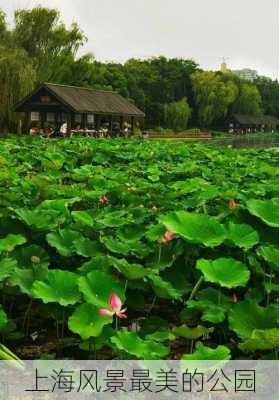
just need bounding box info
[231,68,258,82]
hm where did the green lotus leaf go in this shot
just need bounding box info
[111,331,169,359]
[12,245,50,269]
[124,240,151,259]
[197,186,220,201]
[46,229,82,257]
[80,326,115,352]
[37,198,77,213]
[0,258,18,282]
[14,208,65,231]
[228,300,279,339]
[145,224,166,242]
[78,256,113,274]
[145,330,176,342]
[247,198,279,227]
[182,342,231,360]
[238,328,279,352]
[160,211,226,247]
[0,234,26,253]
[68,303,112,340]
[72,211,94,227]
[226,222,259,250]
[97,210,128,227]
[101,237,130,255]
[148,274,183,300]
[257,246,279,270]
[72,165,96,181]
[265,282,279,293]
[173,325,214,339]
[78,270,125,308]
[0,306,8,331]
[117,225,146,242]
[41,151,66,170]
[73,237,103,258]
[147,246,176,271]
[111,258,151,280]
[9,266,48,296]
[32,270,80,306]
[171,178,208,194]
[186,288,232,323]
[197,258,250,288]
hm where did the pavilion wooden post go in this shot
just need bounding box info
[95,115,100,130]
[109,115,113,133]
[82,113,87,130]
[18,118,22,134]
[41,111,46,130]
[131,116,135,132]
[120,115,124,131]
[66,112,72,136]
[26,111,31,133]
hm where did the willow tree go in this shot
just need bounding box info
[233,82,263,115]
[0,46,36,132]
[13,6,87,82]
[164,98,192,132]
[0,10,8,42]
[191,71,238,127]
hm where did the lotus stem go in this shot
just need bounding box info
[158,244,162,264]
[0,344,25,370]
[189,276,204,300]
[148,295,157,314]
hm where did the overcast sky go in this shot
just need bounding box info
[1,0,278,79]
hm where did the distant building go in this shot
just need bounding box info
[219,61,258,82]
[220,60,228,73]
[231,68,258,82]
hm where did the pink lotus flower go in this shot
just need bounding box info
[99,293,127,319]
[100,195,109,205]
[229,199,237,210]
[163,231,176,241]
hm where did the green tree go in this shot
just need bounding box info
[255,77,279,117]
[125,57,198,126]
[233,82,262,115]
[0,46,36,132]
[191,71,238,127]
[13,6,87,82]
[0,10,7,40]
[164,98,192,131]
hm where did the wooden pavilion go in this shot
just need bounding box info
[229,114,279,133]
[14,82,145,135]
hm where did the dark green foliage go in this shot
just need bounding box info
[164,98,192,131]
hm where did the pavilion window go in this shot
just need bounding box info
[61,113,67,123]
[30,111,40,121]
[87,114,95,129]
[46,112,55,122]
[74,113,82,124]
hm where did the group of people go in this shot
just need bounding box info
[30,121,132,138]
[228,125,274,135]
[29,126,55,138]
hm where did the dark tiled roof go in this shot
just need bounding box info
[233,114,279,126]
[16,82,145,117]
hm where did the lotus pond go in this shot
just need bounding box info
[0,135,278,360]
